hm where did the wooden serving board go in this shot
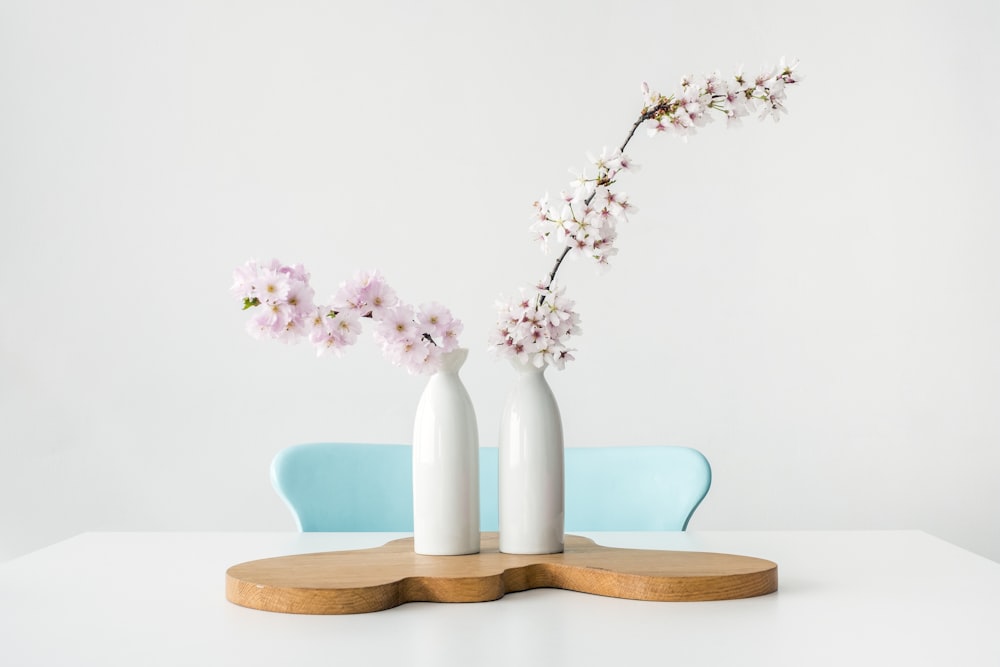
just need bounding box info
[226,533,777,614]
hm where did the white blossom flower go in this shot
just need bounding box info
[646,116,669,136]
[611,152,640,173]
[778,56,801,84]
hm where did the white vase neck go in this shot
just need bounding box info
[438,347,468,374]
[509,358,548,376]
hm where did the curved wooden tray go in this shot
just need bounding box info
[226,533,777,614]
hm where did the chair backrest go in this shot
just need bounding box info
[478,446,711,531]
[272,443,711,532]
[271,443,415,531]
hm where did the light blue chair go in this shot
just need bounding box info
[271,443,711,532]
[271,444,414,531]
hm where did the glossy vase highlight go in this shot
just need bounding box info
[498,360,565,554]
[412,348,480,555]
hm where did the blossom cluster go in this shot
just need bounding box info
[498,58,800,369]
[488,280,581,370]
[232,259,461,374]
[529,147,639,268]
[642,57,801,136]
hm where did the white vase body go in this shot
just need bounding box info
[412,348,480,555]
[498,360,564,554]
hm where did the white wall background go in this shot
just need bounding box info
[2,0,998,562]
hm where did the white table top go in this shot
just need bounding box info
[2,531,998,666]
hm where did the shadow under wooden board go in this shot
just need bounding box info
[226,533,778,614]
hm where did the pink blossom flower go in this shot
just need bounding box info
[396,338,435,374]
[230,260,261,301]
[331,269,399,318]
[257,270,291,305]
[277,262,310,284]
[284,281,315,318]
[440,320,463,352]
[417,302,457,342]
[374,305,417,344]
[361,275,399,319]
[331,309,363,346]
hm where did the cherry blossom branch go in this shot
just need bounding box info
[232,261,462,374]
[542,116,646,293]
[493,58,801,369]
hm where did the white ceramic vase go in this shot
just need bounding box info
[498,359,565,554]
[412,347,480,556]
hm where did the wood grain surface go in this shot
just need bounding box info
[226,533,777,614]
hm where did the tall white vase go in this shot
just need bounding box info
[498,359,564,554]
[412,347,480,556]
